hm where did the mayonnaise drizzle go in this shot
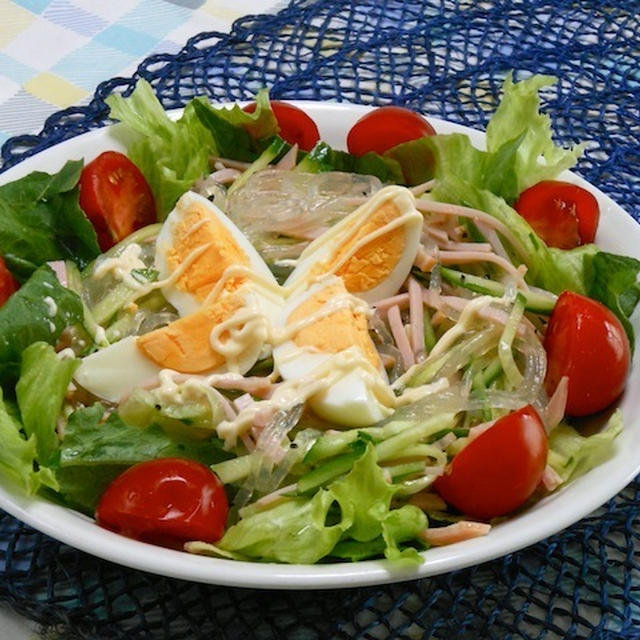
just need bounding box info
[216,347,394,448]
[93,243,147,289]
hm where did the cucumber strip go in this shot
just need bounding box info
[472,357,503,390]
[303,419,414,464]
[440,266,556,313]
[297,445,365,494]
[498,293,526,388]
[64,260,108,347]
[423,309,437,352]
[211,455,254,485]
[374,414,456,462]
[383,461,426,479]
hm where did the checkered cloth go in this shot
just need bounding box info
[0,0,281,146]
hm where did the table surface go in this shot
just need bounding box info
[0,3,281,635]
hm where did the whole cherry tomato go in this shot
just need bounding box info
[0,256,19,307]
[513,180,600,249]
[243,101,320,151]
[434,405,548,520]
[346,106,436,156]
[79,151,156,251]
[544,291,630,416]
[95,458,228,549]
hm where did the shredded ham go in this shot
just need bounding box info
[387,305,415,370]
[414,199,528,261]
[275,143,299,170]
[410,180,435,196]
[234,393,254,412]
[420,521,491,546]
[408,277,426,361]
[407,492,447,512]
[47,260,68,286]
[468,419,496,442]
[240,432,256,452]
[373,292,410,314]
[209,375,275,398]
[441,241,493,252]
[423,226,450,245]
[543,376,568,432]
[541,464,563,491]
[254,483,298,507]
[414,248,438,271]
[209,156,252,170]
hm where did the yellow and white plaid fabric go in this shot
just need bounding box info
[0,0,280,146]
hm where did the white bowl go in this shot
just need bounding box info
[0,102,639,589]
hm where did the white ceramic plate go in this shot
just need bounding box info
[0,102,639,590]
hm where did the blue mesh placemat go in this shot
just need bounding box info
[2,1,640,638]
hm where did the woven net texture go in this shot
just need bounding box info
[1,0,640,638]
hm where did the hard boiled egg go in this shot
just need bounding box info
[284,185,422,304]
[74,191,284,402]
[273,276,395,427]
[155,190,280,317]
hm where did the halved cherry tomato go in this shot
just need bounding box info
[513,180,600,249]
[434,405,548,520]
[95,458,228,549]
[0,256,19,307]
[544,291,630,417]
[79,151,156,251]
[346,106,436,156]
[242,101,320,151]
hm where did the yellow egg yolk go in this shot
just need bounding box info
[166,200,249,301]
[136,293,244,373]
[308,198,406,293]
[286,280,381,370]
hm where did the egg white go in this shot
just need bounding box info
[155,191,281,317]
[284,185,423,304]
[273,277,394,427]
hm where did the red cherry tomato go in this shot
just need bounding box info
[79,151,156,251]
[434,405,548,520]
[346,106,436,156]
[95,458,228,549]
[0,256,19,307]
[544,291,630,417]
[243,101,320,151]
[514,180,600,249]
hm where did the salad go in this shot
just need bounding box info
[0,74,637,567]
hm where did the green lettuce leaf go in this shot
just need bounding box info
[15,342,78,466]
[547,410,623,483]
[219,490,347,564]
[55,404,232,512]
[106,80,216,218]
[431,176,596,295]
[191,88,279,160]
[0,389,58,494]
[0,160,100,280]
[584,251,640,349]
[485,73,585,194]
[425,74,584,203]
[0,265,83,387]
[330,442,427,563]
[60,404,231,468]
[219,442,427,564]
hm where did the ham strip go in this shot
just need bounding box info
[387,305,415,370]
[408,277,426,360]
[420,521,491,546]
[414,199,528,260]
